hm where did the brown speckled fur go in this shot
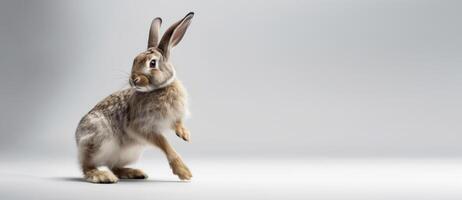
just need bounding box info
[75,12,195,184]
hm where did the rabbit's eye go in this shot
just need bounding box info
[149,60,157,68]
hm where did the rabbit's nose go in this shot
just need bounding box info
[131,75,141,85]
[133,77,141,84]
[131,74,149,86]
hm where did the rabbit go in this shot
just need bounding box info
[75,12,195,184]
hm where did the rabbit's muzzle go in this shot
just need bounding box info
[131,74,149,87]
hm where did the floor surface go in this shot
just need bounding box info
[1,158,462,200]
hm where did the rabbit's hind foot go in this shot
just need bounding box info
[112,168,148,179]
[84,169,119,184]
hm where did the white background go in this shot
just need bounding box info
[0,0,461,199]
[1,0,461,158]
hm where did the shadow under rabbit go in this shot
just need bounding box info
[48,176,187,184]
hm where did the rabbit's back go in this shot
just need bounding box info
[75,89,134,144]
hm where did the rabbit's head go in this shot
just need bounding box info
[129,12,194,92]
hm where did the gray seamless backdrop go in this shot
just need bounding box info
[0,0,461,160]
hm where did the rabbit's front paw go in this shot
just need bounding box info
[169,158,192,180]
[85,169,119,184]
[112,168,148,179]
[175,126,191,142]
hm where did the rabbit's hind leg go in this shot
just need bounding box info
[78,142,119,184]
[76,113,119,184]
[80,151,119,183]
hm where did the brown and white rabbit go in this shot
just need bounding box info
[75,12,194,184]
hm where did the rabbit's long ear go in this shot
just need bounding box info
[158,12,194,59]
[148,17,162,48]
